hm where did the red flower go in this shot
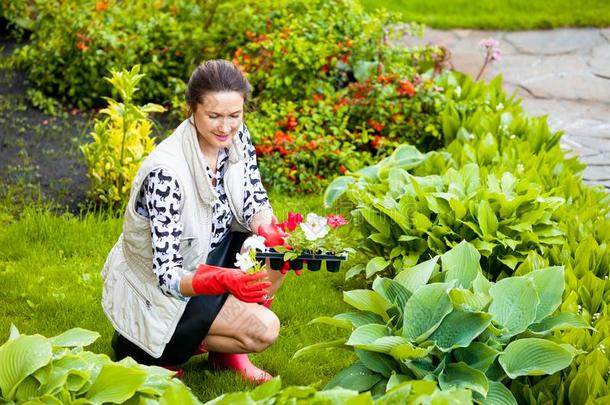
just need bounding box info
[255,145,273,155]
[312,94,325,102]
[307,140,317,149]
[371,135,383,150]
[339,54,350,64]
[327,215,348,228]
[339,165,347,174]
[285,114,298,131]
[398,80,415,97]
[274,131,293,145]
[281,212,303,231]
[95,1,109,11]
[367,119,385,133]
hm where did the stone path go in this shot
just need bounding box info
[400,28,610,189]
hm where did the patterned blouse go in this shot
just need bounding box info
[135,125,271,300]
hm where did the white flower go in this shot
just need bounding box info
[234,252,255,272]
[242,235,268,253]
[300,213,330,241]
[454,86,462,98]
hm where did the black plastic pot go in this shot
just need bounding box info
[289,259,303,270]
[269,258,285,270]
[306,259,322,271]
[326,260,341,272]
[255,250,347,272]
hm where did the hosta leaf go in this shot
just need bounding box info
[308,317,353,330]
[438,362,489,398]
[441,240,481,288]
[343,290,392,321]
[324,176,354,207]
[324,361,383,391]
[479,381,517,405]
[355,336,411,354]
[159,383,200,404]
[250,376,282,401]
[362,208,391,237]
[478,200,498,237]
[86,363,147,404]
[385,373,411,392]
[430,310,492,351]
[335,312,385,328]
[449,288,490,312]
[366,257,390,278]
[292,338,348,360]
[49,328,100,348]
[402,283,453,342]
[528,312,591,335]
[372,277,412,312]
[498,255,521,270]
[526,266,564,322]
[498,338,577,378]
[346,264,365,280]
[347,325,391,346]
[388,343,432,361]
[449,198,468,220]
[413,212,433,232]
[355,349,398,378]
[14,375,40,402]
[453,342,500,372]
[394,256,439,292]
[0,334,52,401]
[488,277,539,337]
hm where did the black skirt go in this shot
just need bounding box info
[111,232,249,365]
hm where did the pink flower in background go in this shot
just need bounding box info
[491,48,503,61]
[479,38,499,48]
[327,214,348,229]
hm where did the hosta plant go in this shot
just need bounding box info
[0,325,200,404]
[294,241,590,403]
[205,375,473,404]
[81,65,164,207]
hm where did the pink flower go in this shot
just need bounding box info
[42,119,49,125]
[491,48,503,61]
[327,214,348,229]
[479,38,499,48]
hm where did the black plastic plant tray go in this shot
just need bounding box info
[255,251,347,272]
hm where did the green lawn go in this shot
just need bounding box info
[0,192,357,402]
[360,0,610,30]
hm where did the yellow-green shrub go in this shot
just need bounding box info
[81,65,164,207]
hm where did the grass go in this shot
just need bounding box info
[0,191,358,402]
[360,0,610,30]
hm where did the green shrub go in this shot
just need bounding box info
[296,243,588,403]
[0,325,200,404]
[81,65,164,207]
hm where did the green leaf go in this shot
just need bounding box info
[347,325,391,346]
[438,362,489,398]
[480,381,517,405]
[354,336,411,354]
[309,316,354,330]
[158,383,200,405]
[528,312,591,335]
[335,312,385,328]
[250,376,282,401]
[86,363,147,404]
[355,349,397,378]
[324,176,354,207]
[346,264,365,280]
[499,338,577,378]
[449,288,490,312]
[488,277,539,337]
[402,283,453,342]
[8,325,20,341]
[453,342,500,372]
[344,290,392,321]
[49,328,100,348]
[478,200,498,237]
[325,361,383,392]
[394,256,439,292]
[353,61,379,82]
[205,391,256,404]
[526,266,565,322]
[366,257,390,278]
[292,338,347,360]
[413,212,432,232]
[372,277,412,312]
[430,310,492,351]
[0,334,52,401]
[388,342,432,361]
[441,241,481,288]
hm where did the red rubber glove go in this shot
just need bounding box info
[192,264,271,303]
[258,218,289,248]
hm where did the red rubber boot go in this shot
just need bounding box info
[207,298,275,384]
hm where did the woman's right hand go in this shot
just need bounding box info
[190,264,271,303]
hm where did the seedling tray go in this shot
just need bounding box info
[255,251,347,272]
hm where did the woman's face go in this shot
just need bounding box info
[193,91,244,153]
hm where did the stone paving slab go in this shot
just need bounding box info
[398,27,610,189]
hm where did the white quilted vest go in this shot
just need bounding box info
[101,117,250,357]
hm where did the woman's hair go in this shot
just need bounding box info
[185,60,251,114]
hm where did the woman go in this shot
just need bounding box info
[101,59,288,383]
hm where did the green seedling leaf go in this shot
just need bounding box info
[488,277,539,337]
[430,310,492,351]
[394,256,439,292]
[344,290,392,321]
[499,338,577,378]
[438,362,489,398]
[441,241,481,288]
[402,283,453,342]
[0,334,52,401]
